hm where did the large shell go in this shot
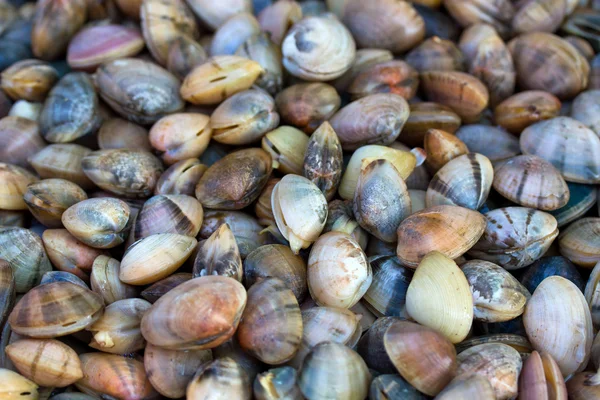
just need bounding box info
[462,259,531,322]
[193,223,242,281]
[518,350,567,400]
[187,357,251,400]
[29,144,94,189]
[468,207,559,270]
[8,281,104,338]
[90,255,139,305]
[523,276,593,376]
[307,232,372,309]
[426,153,494,210]
[141,276,247,350]
[363,255,413,318]
[96,58,184,124]
[405,251,473,343]
[396,205,486,268]
[493,154,570,211]
[24,179,87,228]
[559,217,600,267]
[0,163,38,211]
[39,72,101,143]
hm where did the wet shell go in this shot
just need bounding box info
[0,227,51,293]
[155,158,207,197]
[141,276,247,350]
[193,223,242,281]
[82,149,164,198]
[1,59,58,102]
[494,90,561,135]
[272,174,328,254]
[330,94,410,150]
[24,179,87,228]
[493,154,570,211]
[187,357,251,400]
[423,128,469,173]
[523,276,593,376]
[0,116,45,169]
[281,16,355,81]
[149,113,212,165]
[141,273,191,304]
[462,259,530,322]
[120,233,197,285]
[455,124,520,165]
[354,159,411,242]
[518,350,567,400]
[237,278,302,365]
[96,58,184,125]
[307,232,372,309]
[363,255,413,317]
[254,367,303,400]
[8,281,104,338]
[455,343,523,400]
[29,144,94,189]
[426,153,493,210]
[31,0,86,60]
[6,339,82,387]
[0,368,39,400]
[0,163,39,211]
[195,148,272,210]
[559,218,600,267]
[61,198,132,249]
[396,205,486,268]
[90,255,139,305]
[469,207,559,270]
[405,251,473,343]
[348,60,419,100]
[302,122,343,201]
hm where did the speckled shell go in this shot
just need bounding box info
[462,259,530,322]
[523,276,593,377]
[455,124,520,164]
[302,122,343,201]
[363,255,413,318]
[426,153,494,210]
[187,357,252,400]
[24,179,87,228]
[469,207,559,270]
[396,205,486,268]
[493,154,570,211]
[193,223,242,281]
[559,218,600,267]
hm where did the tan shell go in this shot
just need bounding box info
[559,218,600,268]
[23,179,87,228]
[187,357,251,400]
[400,102,462,147]
[276,83,341,134]
[406,36,465,73]
[0,163,38,211]
[424,128,469,173]
[262,126,310,175]
[257,1,303,46]
[302,121,343,201]
[185,0,252,30]
[494,90,561,134]
[149,113,212,165]
[31,0,86,60]
[436,375,495,400]
[518,351,567,400]
[0,368,39,400]
[1,59,58,102]
[155,158,208,196]
[200,210,267,258]
[29,144,94,189]
[90,255,139,305]
[348,60,420,100]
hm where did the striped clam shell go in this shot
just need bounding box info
[363,255,413,318]
[520,117,600,184]
[187,357,251,399]
[559,217,600,267]
[426,153,494,210]
[468,207,559,270]
[550,182,597,227]
[193,223,242,282]
[493,154,570,211]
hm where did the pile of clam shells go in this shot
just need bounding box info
[4,0,600,399]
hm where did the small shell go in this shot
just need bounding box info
[363,255,413,317]
[493,154,570,211]
[400,102,462,147]
[235,32,283,95]
[24,179,88,228]
[1,59,58,102]
[262,126,309,175]
[90,255,139,305]
[167,35,208,80]
[149,113,212,165]
[0,368,38,400]
[405,251,473,343]
[0,163,39,211]
[324,199,369,250]
[348,60,419,100]
[257,1,302,46]
[455,124,520,165]
[559,218,600,267]
[302,122,343,201]
[29,144,94,189]
[185,0,252,30]
[187,357,251,400]
[254,367,303,400]
[523,276,593,376]
[423,128,469,173]
[405,36,464,72]
[518,350,567,400]
[0,116,45,169]
[211,12,260,56]
[31,0,86,60]
[494,90,561,135]
[193,223,242,281]
[396,205,486,268]
[200,210,267,258]
[307,232,372,309]
[155,158,207,196]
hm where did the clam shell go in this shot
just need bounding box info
[406,36,464,72]
[167,35,208,80]
[31,0,86,60]
[1,59,58,102]
[8,281,103,338]
[0,260,15,330]
[520,255,585,293]
[40,271,87,288]
[356,316,398,373]
[90,255,139,305]
[0,163,38,211]
[523,276,593,376]
[261,126,309,175]
[187,357,251,400]
[566,372,600,400]
[559,218,600,267]
[444,0,513,37]
[423,128,469,173]
[257,1,302,46]
[24,179,87,228]
[149,113,212,165]
[396,205,486,267]
[141,272,191,304]
[324,199,369,250]
[518,350,567,400]
[435,375,495,399]
[400,102,462,147]
[572,90,600,135]
[276,83,341,134]
[200,210,267,258]
[0,116,45,169]
[494,90,561,135]
[405,251,473,343]
[193,223,242,281]
[155,158,207,196]
[0,368,38,400]
[332,48,394,92]
[29,144,94,189]
[426,153,494,210]
[455,333,533,356]
[185,0,252,30]
[303,121,343,201]
[468,207,559,270]
[254,366,303,400]
[235,32,283,95]
[363,255,413,317]
[369,374,426,400]
[348,60,419,100]
[211,12,260,56]
[455,124,520,165]
[549,182,597,227]
[585,262,600,329]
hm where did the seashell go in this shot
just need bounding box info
[420,71,489,122]
[0,163,38,211]
[0,227,51,293]
[508,33,589,99]
[97,58,184,124]
[565,35,595,61]
[405,36,464,72]
[512,0,567,34]
[414,3,460,41]
[87,298,151,354]
[356,316,397,373]
[455,343,522,400]
[185,0,252,30]
[330,94,409,150]
[518,350,567,400]
[585,262,600,330]
[0,210,25,227]
[324,199,369,250]
[24,179,87,228]
[384,320,457,396]
[400,102,461,147]
[181,55,263,105]
[572,90,600,136]
[469,207,559,270]
[272,174,327,254]
[566,371,600,400]
[141,276,247,350]
[405,251,473,343]
[254,366,303,400]
[0,116,45,169]
[307,232,372,309]
[31,0,86,60]
[275,83,340,134]
[9,281,103,338]
[187,357,251,400]
[363,255,412,318]
[559,218,600,267]
[348,60,419,101]
[353,159,411,242]
[493,154,570,211]
[396,205,486,267]
[90,255,138,305]
[212,337,266,383]
[436,375,495,400]
[302,122,343,201]
[211,13,260,56]
[426,153,494,210]
[444,0,514,38]
[39,270,87,288]
[42,229,107,281]
[257,1,302,46]
[149,113,211,165]
[332,48,394,92]
[0,260,15,329]
[210,88,279,145]
[494,90,561,135]
[462,259,530,322]
[82,149,164,198]
[235,32,283,95]
[29,144,94,189]
[155,158,207,197]
[521,255,585,293]
[254,178,279,227]
[0,368,38,399]
[144,343,212,398]
[237,278,302,365]
[455,124,520,165]
[281,15,355,81]
[140,272,191,304]
[76,353,157,399]
[328,0,425,53]
[193,223,241,281]
[196,148,272,210]
[423,128,469,173]
[9,100,41,122]
[455,334,533,356]
[62,198,132,249]
[167,35,207,80]
[140,0,198,66]
[369,374,426,400]
[1,59,58,102]
[6,339,82,387]
[200,210,267,258]
[261,126,309,175]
